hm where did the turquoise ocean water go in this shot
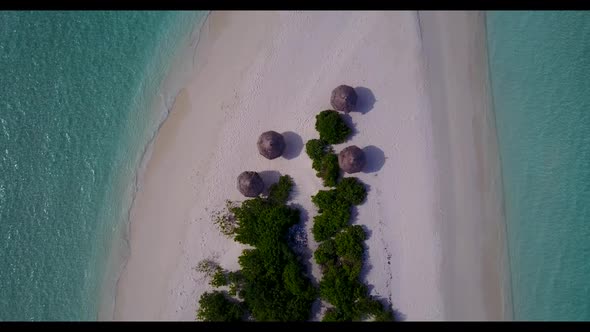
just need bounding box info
[486,11,590,320]
[0,11,207,320]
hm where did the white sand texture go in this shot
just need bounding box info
[113,11,510,321]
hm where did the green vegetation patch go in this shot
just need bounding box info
[197,175,316,321]
[231,197,300,247]
[318,262,369,320]
[212,200,239,237]
[310,189,339,213]
[316,153,340,187]
[305,139,340,187]
[317,256,394,321]
[312,177,367,212]
[311,205,351,242]
[306,111,354,188]
[196,291,245,322]
[314,225,366,281]
[305,138,330,162]
[267,174,294,205]
[315,110,352,144]
[334,225,366,264]
[310,177,367,242]
[309,172,395,321]
[335,177,367,205]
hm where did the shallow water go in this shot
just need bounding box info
[0,11,206,320]
[486,11,590,320]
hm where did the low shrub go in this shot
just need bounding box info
[196,291,245,322]
[283,260,311,296]
[204,174,317,321]
[317,153,340,187]
[318,262,396,321]
[319,263,368,321]
[305,138,329,161]
[335,177,367,205]
[315,110,352,144]
[227,271,245,297]
[212,200,239,237]
[231,198,300,247]
[322,308,343,322]
[195,259,221,278]
[333,225,366,267]
[315,226,365,282]
[210,268,229,287]
[311,177,366,213]
[311,189,339,213]
[267,174,294,205]
[305,139,340,188]
[237,243,317,321]
[311,205,351,242]
[355,297,395,321]
[314,238,337,266]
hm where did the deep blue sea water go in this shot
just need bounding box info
[0,11,207,321]
[486,11,590,320]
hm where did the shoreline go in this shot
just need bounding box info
[418,11,512,320]
[113,11,508,321]
[101,12,209,320]
[482,12,515,320]
[112,11,278,320]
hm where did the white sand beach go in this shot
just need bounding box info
[112,11,510,321]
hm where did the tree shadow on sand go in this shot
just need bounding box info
[359,244,406,321]
[372,295,407,321]
[336,86,375,142]
[289,202,317,285]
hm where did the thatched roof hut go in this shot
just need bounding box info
[257,131,286,160]
[338,145,366,174]
[330,85,357,113]
[237,171,264,197]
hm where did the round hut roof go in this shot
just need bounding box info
[237,171,264,197]
[330,85,358,113]
[338,145,366,174]
[257,131,286,160]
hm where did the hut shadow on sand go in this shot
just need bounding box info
[340,113,358,140]
[354,86,376,114]
[362,145,386,173]
[282,131,304,160]
[258,170,282,196]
